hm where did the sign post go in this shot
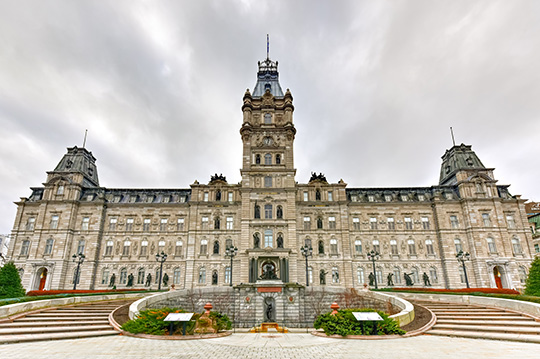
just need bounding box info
[164,313,194,336]
[352,312,383,335]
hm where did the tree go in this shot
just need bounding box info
[524,257,540,297]
[0,262,25,299]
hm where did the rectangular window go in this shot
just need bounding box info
[160,218,168,231]
[126,218,134,231]
[401,194,408,202]
[418,194,425,201]
[303,217,311,230]
[109,218,117,231]
[264,176,272,187]
[101,269,109,285]
[328,191,333,201]
[50,215,59,229]
[81,217,90,231]
[534,243,539,253]
[330,239,338,254]
[177,218,184,231]
[506,215,515,229]
[203,192,209,202]
[143,218,151,231]
[122,241,130,256]
[226,217,233,230]
[425,240,434,255]
[44,239,53,255]
[228,192,233,202]
[264,204,272,219]
[264,229,273,248]
[303,192,308,201]
[370,217,377,230]
[404,217,412,230]
[408,239,416,255]
[390,240,398,255]
[175,241,183,256]
[354,240,362,254]
[26,217,35,231]
[140,241,148,256]
[387,217,395,230]
[332,267,339,283]
[372,240,380,253]
[20,240,30,256]
[202,216,209,229]
[328,216,336,229]
[450,215,459,229]
[77,240,85,254]
[482,213,491,227]
[385,195,392,202]
[421,216,430,229]
[105,241,113,256]
[353,217,360,230]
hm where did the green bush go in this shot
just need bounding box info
[525,257,540,297]
[314,308,405,336]
[0,262,25,299]
[209,311,232,331]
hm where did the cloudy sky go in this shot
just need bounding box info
[1,1,539,234]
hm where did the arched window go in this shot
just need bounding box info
[425,239,434,255]
[44,238,54,255]
[330,238,338,254]
[200,239,208,254]
[390,239,398,255]
[175,240,183,256]
[407,239,416,255]
[354,239,362,254]
[214,217,220,229]
[120,268,127,284]
[429,267,438,284]
[199,267,206,284]
[372,240,380,253]
[454,238,463,253]
[317,217,323,229]
[275,154,281,164]
[411,267,419,283]
[276,206,283,219]
[213,240,220,254]
[224,267,231,284]
[105,240,114,256]
[254,204,261,219]
[122,240,131,256]
[158,240,165,253]
[318,240,325,254]
[393,267,401,284]
[332,267,339,283]
[264,204,272,219]
[305,237,312,247]
[487,237,497,253]
[137,268,145,284]
[264,153,272,165]
[255,154,261,164]
[357,267,365,284]
[140,240,148,256]
[512,237,522,254]
[264,113,272,124]
[173,268,181,284]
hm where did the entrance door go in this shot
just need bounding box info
[493,267,502,289]
[38,268,48,290]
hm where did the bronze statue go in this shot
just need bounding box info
[320,269,327,285]
[109,273,116,287]
[253,233,260,248]
[423,272,431,286]
[387,273,394,286]
[368,272,375,286]
[404,272,414,286]
[277,235,283,248]
[163,273,169,286]
[145,273,152,287]
[127,273,134,287]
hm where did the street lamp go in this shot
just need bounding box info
[367,250,380,289]
[300,244,313,286]
[456,250,471,288]
[72,253,85,290]
[155,251,168,290]
[225,245,238,286]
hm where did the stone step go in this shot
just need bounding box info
[436,319,540,327]
[427,329,540,344]
[28,312,110,317]
[435,315,530,321]
[430,311,517,316]
[0,330,119,344]
[0,325,113,335]
[433,324,540,334]
[16,316,108,322]
[42,310,113,315]
[430,308,499,312]
[0,320,110,328]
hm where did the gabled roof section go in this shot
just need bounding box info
[439,144,486,185]
[52,146,99,187]
[252,56,284,97]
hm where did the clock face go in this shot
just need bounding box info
[263,136,273,145]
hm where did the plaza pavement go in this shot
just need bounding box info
[0,333,539,359]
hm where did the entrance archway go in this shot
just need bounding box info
[36,268,48,291]
[493,266,503,289]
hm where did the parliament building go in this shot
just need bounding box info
[8,54,535,293]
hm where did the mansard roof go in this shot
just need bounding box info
[439,143,489,186]
[51,146,99,187]
[252,57,284,97]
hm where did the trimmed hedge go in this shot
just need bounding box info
[314,308,405,336]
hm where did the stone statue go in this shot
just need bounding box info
[320,269,327,285]
[145,273,152,287]
[215,190,221,201]
[387,273,394,286]
[368,272,375,286]
[127,273,134,287]
[254,204,260,219]
[163,273,169,286]
[253,233,260,248]
[109,273,116,287]
[276,206,283,219]
[260,263,278,280]
[277,235,283,248]
[423,272,431,286]
[404,272,413,286]
[318,241,324,254]
[212,271,218,285]
[213,241,220,254]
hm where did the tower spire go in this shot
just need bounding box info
[82,129,88,148]
[450,127,456,147]
[266,34,269,60]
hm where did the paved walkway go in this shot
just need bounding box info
[0,333,539,358]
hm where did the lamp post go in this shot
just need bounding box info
[155,251,167,290]
[367,250,380,289]
[225,245,238,286]
[456,250,471,288]
[300,244,313,286]
[72,253,85,290]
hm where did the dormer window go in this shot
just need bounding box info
[264,113,272,124]
[264,84,271,92]
[56,185,64,195]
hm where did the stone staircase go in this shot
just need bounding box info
[0,300,130,344]
[417,301,540,344]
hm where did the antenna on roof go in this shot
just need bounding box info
[267,34,269,60]
[450,127,456,147]
[82,129,88,149]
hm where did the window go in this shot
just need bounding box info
[202,216,209,229]
[445,193,453,200]
[122,240,131,256]
[224,267,231,284]
[303,217,311,230]
[126,218,134,231]
[275,154,281,164]
[264,204,272,219]
[226,238,232,248]
[137,268,145,284]
[56,185,64,195]
[430,267,438,284]
[368,195,375,202]
[372,239,380,253]
[425,239,434,255]
[140,240,148,256]
[518,266,528,283]
[506,215,515,229]
[315,189,321,201]
[175,241,183,256]
[264,176,272,187]
[264,153,272,165]
[109,218,117,231]
[330,238,338,254]
[387,217,395,230]
[454,238,463,253]
[487,237,497,253]
[226,217,233,230]
[376,267,383,284]
[421,217,430,229]
[332,267,339,283]
[357,267,365,284]
[213,240,220,254]
[203,192,209,202]
[177,218,184,231]
[174,268,181,284]
[353,217,360,230]
[120,268,127,285]
[105,241,113,256]
[385,194,392,202]
[277,206,283,219]
[317,217,323,229]
[160,218,168,231]
[370,217,378,230]
[264,229,273,248]
[418,194,425,201]
[393,267,401,284]
[26,217,35,231]
[143,218,151,231]
[77,240,85,254]
[328,191,333,201]
[228,192,233,202]
[404,217,412,230]
[200,239,208,254]
[255,154,261,164]
[328,216,336,229]
[354,240,362,254]
[50,215,59,229]
[44,238,53,255]
[482,213,491,227]
[512,237,522,254]
[408,239,416,255]
[101,269,109,285]
[157,240,165,253]
[450,215,459,229]
[351,195,358,202]
[303,192,308,201]
[390,239,398,255]
[305,238,312,247]
[534,243,539,253]
[401,194,408,202]
[214,217,220,229]
[155,269,160,284]
[411,267,419,283]
[82,217,90,231]
[264,113,272,124]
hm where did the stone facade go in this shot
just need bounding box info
[7,54,535,293]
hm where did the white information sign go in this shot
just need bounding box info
[352,312,383,321]
[164,313,194,322]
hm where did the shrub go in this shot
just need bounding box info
[0,262,25,299]
[314,308,405,336]
[525,257,540,297]
[209,311,232,331]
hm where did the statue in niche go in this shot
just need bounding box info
[387,273,394,286]
[253,233,260,248]
[145,273,152,287]
[320,269,327,285]
[368,272,375,286]
[332,270,339,282]
[216,190,221,201]
[318,241,325,254]
[109,273,116,287]
[214,217,220,229]
[277,235,283,248]
[264,298,275,322]
[276,206,283,219]
[254,204,260,219]
[260,262,277,280]
[423,272,431,286]
[212,271,218,285]
[315,189,321,201]
[404,272,414,286]
[213,241,220,254]
[127,273,134,287]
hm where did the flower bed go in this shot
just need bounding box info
[382,287,520,295]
